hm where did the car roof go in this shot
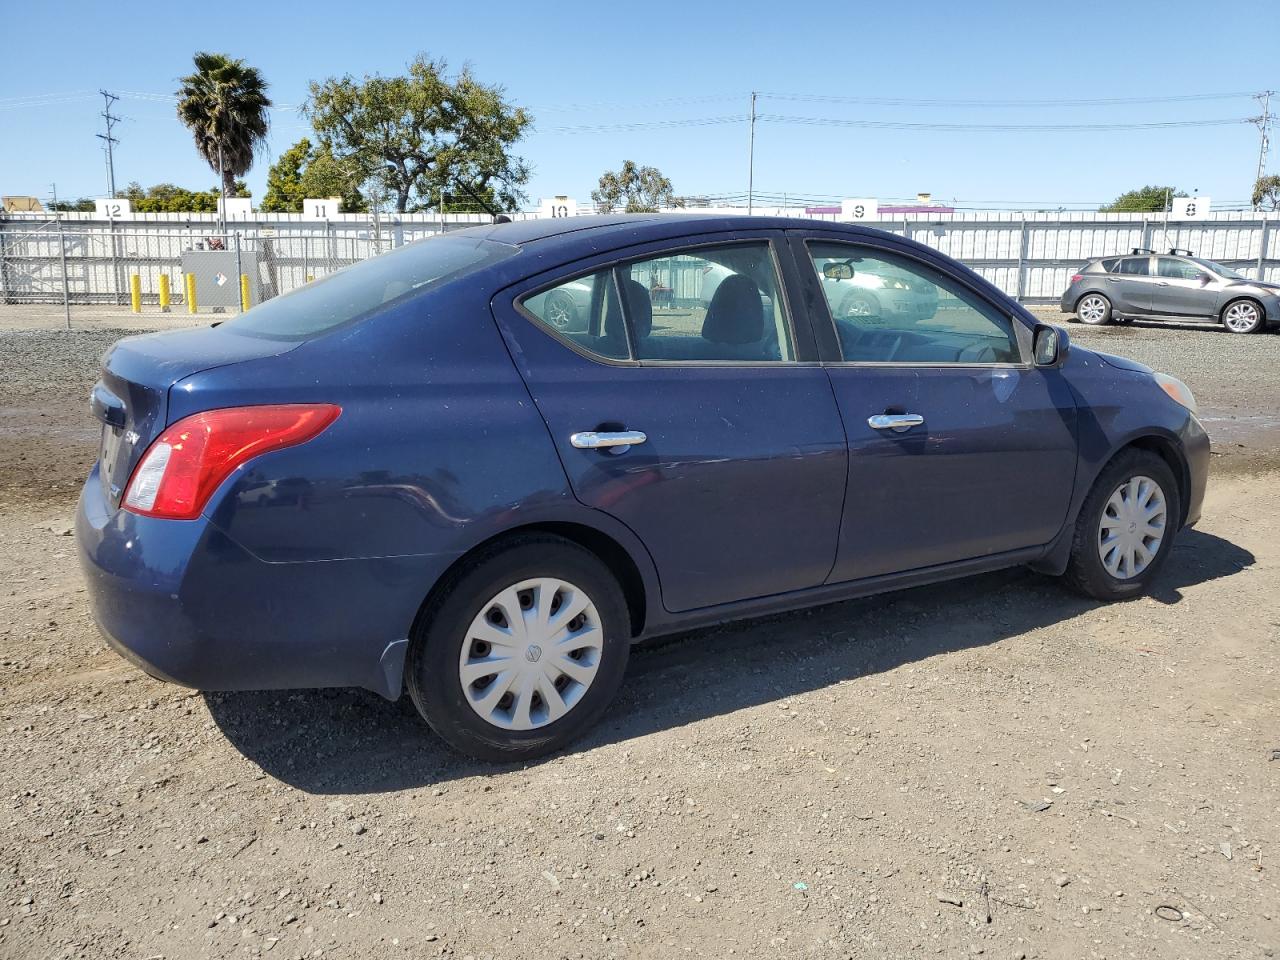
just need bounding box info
[451,213,892,249]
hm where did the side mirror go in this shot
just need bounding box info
[822,262,855,281]
[1033,323,1070,368]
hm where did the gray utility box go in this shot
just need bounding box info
[181,249,260,308]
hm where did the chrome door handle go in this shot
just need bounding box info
[570,430,647,449]
[1157,281,1170,286]
[1105,277,1119,282]
[867,413,924,433]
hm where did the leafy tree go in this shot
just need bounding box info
[49,198,96,212]
[261,138,367,213]
[305,54,531,213]
[1099,185,1185,213]
[299,146,366,212]
[591,161,678,213]
[260,138,312,212]
[1253,174,1280,211]
[176,52,272,200]
[117,180,249,213]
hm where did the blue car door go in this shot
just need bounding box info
[491,231,848,613]
[788,231,1079,582]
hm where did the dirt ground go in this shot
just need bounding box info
[1,307,1277,960]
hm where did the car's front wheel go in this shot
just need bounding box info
[1222,299,1263,334]
[407,535,630,762]
[1075,293,1112,325]
[1062,449,1180,600]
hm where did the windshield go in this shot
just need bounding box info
[224,235,518,338]
[1192,257,1247,281]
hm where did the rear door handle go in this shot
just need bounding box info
[570,430,647,449]
[1105,277,1119,282]
[867,413,924,433]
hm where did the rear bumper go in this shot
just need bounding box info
[76,464,452,699]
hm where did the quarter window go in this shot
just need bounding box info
[807,243,1020,364]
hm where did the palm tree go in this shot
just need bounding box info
[176,52,271,207]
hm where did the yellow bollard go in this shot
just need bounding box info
[185,273,198,314]
[158,274,171,313]
[306,275,314,283]
[240,274,251,312]
[129,274,142,314]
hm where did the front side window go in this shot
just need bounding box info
[518,241,796,363]
[808,242,1020,364]
[1117,257,1151,276]
[1157,257,1202,280]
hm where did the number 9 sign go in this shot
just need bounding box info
[841,198,879,221]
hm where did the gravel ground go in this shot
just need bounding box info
[1,309,1278,960]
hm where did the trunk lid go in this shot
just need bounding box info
[92,326,302,509]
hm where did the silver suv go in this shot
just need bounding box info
[1060,248,1279,334]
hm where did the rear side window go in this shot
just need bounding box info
[225,235,517,338]
[518,241,796,363]
[1098,258,1119,272]
[1117,257,1150,276]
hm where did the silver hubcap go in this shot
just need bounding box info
[845,296,875,317]
[459,578,603,731]
[1079,296,1107,323]
[1098,475,1167,580]
[1224,302,1259,332]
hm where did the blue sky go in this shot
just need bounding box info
[1,0,1275,210]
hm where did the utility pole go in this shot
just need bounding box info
[96,90,120,198]
[747,91,757,214]
[1252,90,1274,210]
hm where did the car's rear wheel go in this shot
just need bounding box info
[1062,449,1180,601]
[1222,299,1263,334]
[407,535,630,762]
[1075,293,1112,325]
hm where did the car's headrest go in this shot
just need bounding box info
[604,277,652,340]
[702,274,763,345]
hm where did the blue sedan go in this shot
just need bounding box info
[77,215,1209,761]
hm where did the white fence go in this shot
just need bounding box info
[2,209,1277,307]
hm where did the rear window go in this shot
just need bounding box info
[224,235,517,338]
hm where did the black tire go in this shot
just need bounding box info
[1062,449,1181,601]
[1075,292,1112,326]
[406,534,630,762]
[1221,298,1264,334]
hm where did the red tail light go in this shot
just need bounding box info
[122,404,341,520]
[1070,274,1084,284]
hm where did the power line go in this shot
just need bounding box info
[756,90,1262,108]
[545,114,1251,135]
[756,114,1254,133]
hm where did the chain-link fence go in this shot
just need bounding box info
[0,222,457,313]
[4,211,1280,325]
